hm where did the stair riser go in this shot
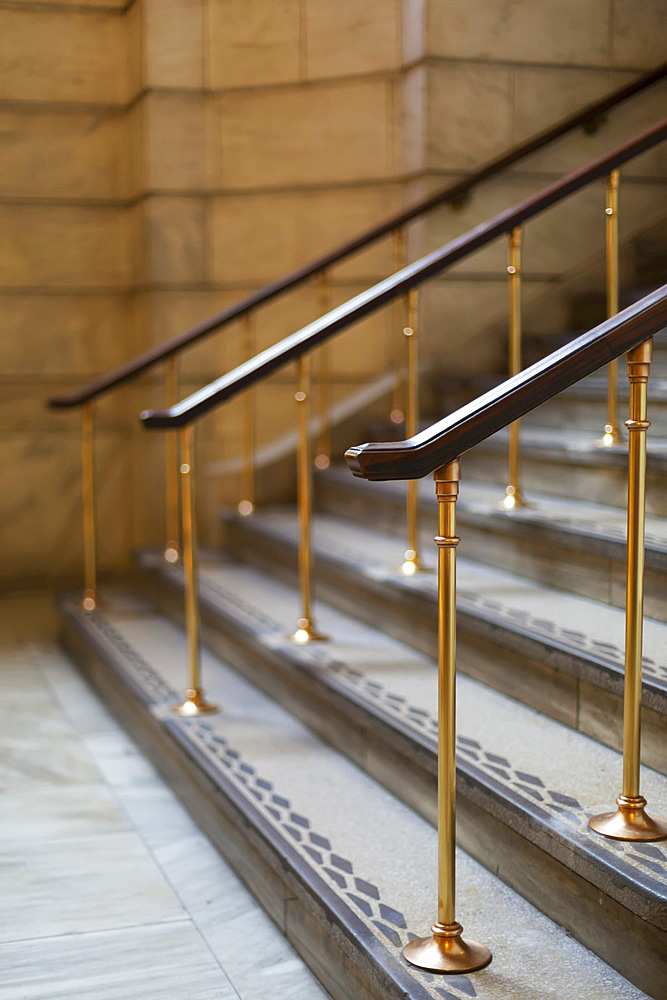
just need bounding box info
[523,394,667,436]
[133,563,667,998]
[462,448,667,515]
[224,521,665,774]
[314,477,667,620]
[59,615,414,1000]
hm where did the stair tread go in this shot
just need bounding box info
[62,591,662,999]
[321,466,667,558]
[243,509,667,698]
[478,425,667,464]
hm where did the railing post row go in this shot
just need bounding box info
[602,169,622,446]
[589,338,666,841]
[289,354,327,643]
[403,460,492,973]
[239,312,256,517]
[164,356,181,562]
[81,401,97,612]
[315,270,332,471]
[503,225,527,509]
[172,424,218,716]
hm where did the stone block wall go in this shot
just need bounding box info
[1,0,665,588]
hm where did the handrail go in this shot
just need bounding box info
[48,62,666,410]
[345,286,667,480]
[141,120,667,430]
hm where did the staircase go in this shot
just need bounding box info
[59,315,667,998]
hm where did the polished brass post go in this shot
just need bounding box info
[238,313,256,517]
[164,356,180,562]
[404,460,492,974]
[315,270,332,470]
[172,424,218,716]
[288,354,327,643]
[81,402,97,612]
[502,226,527,509]
[391,227,406,424]
[600,170,622,446]
[401,288,426,575]
[589,339,666,840]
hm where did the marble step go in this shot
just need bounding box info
[459,426,667,515]
[60,589,666,999]
[314,467,667,619]
[220,509,666,772]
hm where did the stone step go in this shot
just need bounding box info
[314,467,667,619]
[219,510,666,772]
[61,587,667,998]
[459,426,667,515]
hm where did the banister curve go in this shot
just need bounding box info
[140,120,667,430]
[345,286,667,481]
[48,63,666,411]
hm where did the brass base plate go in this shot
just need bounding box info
[172,689,219,717]
[403,922,492,975]
[287,619,329,644]
[589,795,667,842]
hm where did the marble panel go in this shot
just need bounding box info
[0,921,236,1000]
[0,711,100,789]
[397,66,426,175]
[143,92,215,192]
[0,783,128,849]
[0,8,128,104]
[0,108,129,201]
[0,830,187,942]
[81,730,162,788]
[612,0,667,68]
[401,0,425,63]
[216,79,392,189]
[209,185,397,284]
[0,205,132,289]
[143,0,204,89]
[426,64,512,172]
[206,0,300,89]
[425,0,609,66]
[142,197,207,284]
[304,0,399,79]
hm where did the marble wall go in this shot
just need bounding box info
[2,0,665,588]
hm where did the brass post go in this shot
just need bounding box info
[164,357,180,562]
[600,170,622,446]
[401,288,427,575]
[589,339,666,840]
[315,270,332,470]
[81,402,97,612]
[238,313,256,517]
[403,460,492,974]
[502,226,527,509]
[288,354,327,643]
[172,424,218,716]
[391,227,406,424]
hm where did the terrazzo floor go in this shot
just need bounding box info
[0,594,331,1000]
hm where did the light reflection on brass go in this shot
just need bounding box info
[589,339,666,841]
[403,461,492,974]
[172,425,218,716]
[599,170,622,446]
[502,226,527,509]
[391,228,406,424]
[81,402,97,612]
[287,355,327,643]
[238,313,256,516]
[164,356,180,562]
[315,271,332,469]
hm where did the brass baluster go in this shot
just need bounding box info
[288,354,327,643]
[81,402,97,612]
[401,289,426,575]
[391,227,406,424]
[315,271,332,470]
[502,226,527,509]
[164,357,180,562]
[589,339,666,841]
[238,313,256,517]
[403,460,492,973]
[172,424,218,716]
[600,169,622,446]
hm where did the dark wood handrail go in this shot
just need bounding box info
[49,63,666,410]
[141,120,667,430]
[345,286,667,481]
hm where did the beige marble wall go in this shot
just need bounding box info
[2,0,665,588]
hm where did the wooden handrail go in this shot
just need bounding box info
[140,120,667,430]
[49,63,666,410]
[345,286,667,480]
